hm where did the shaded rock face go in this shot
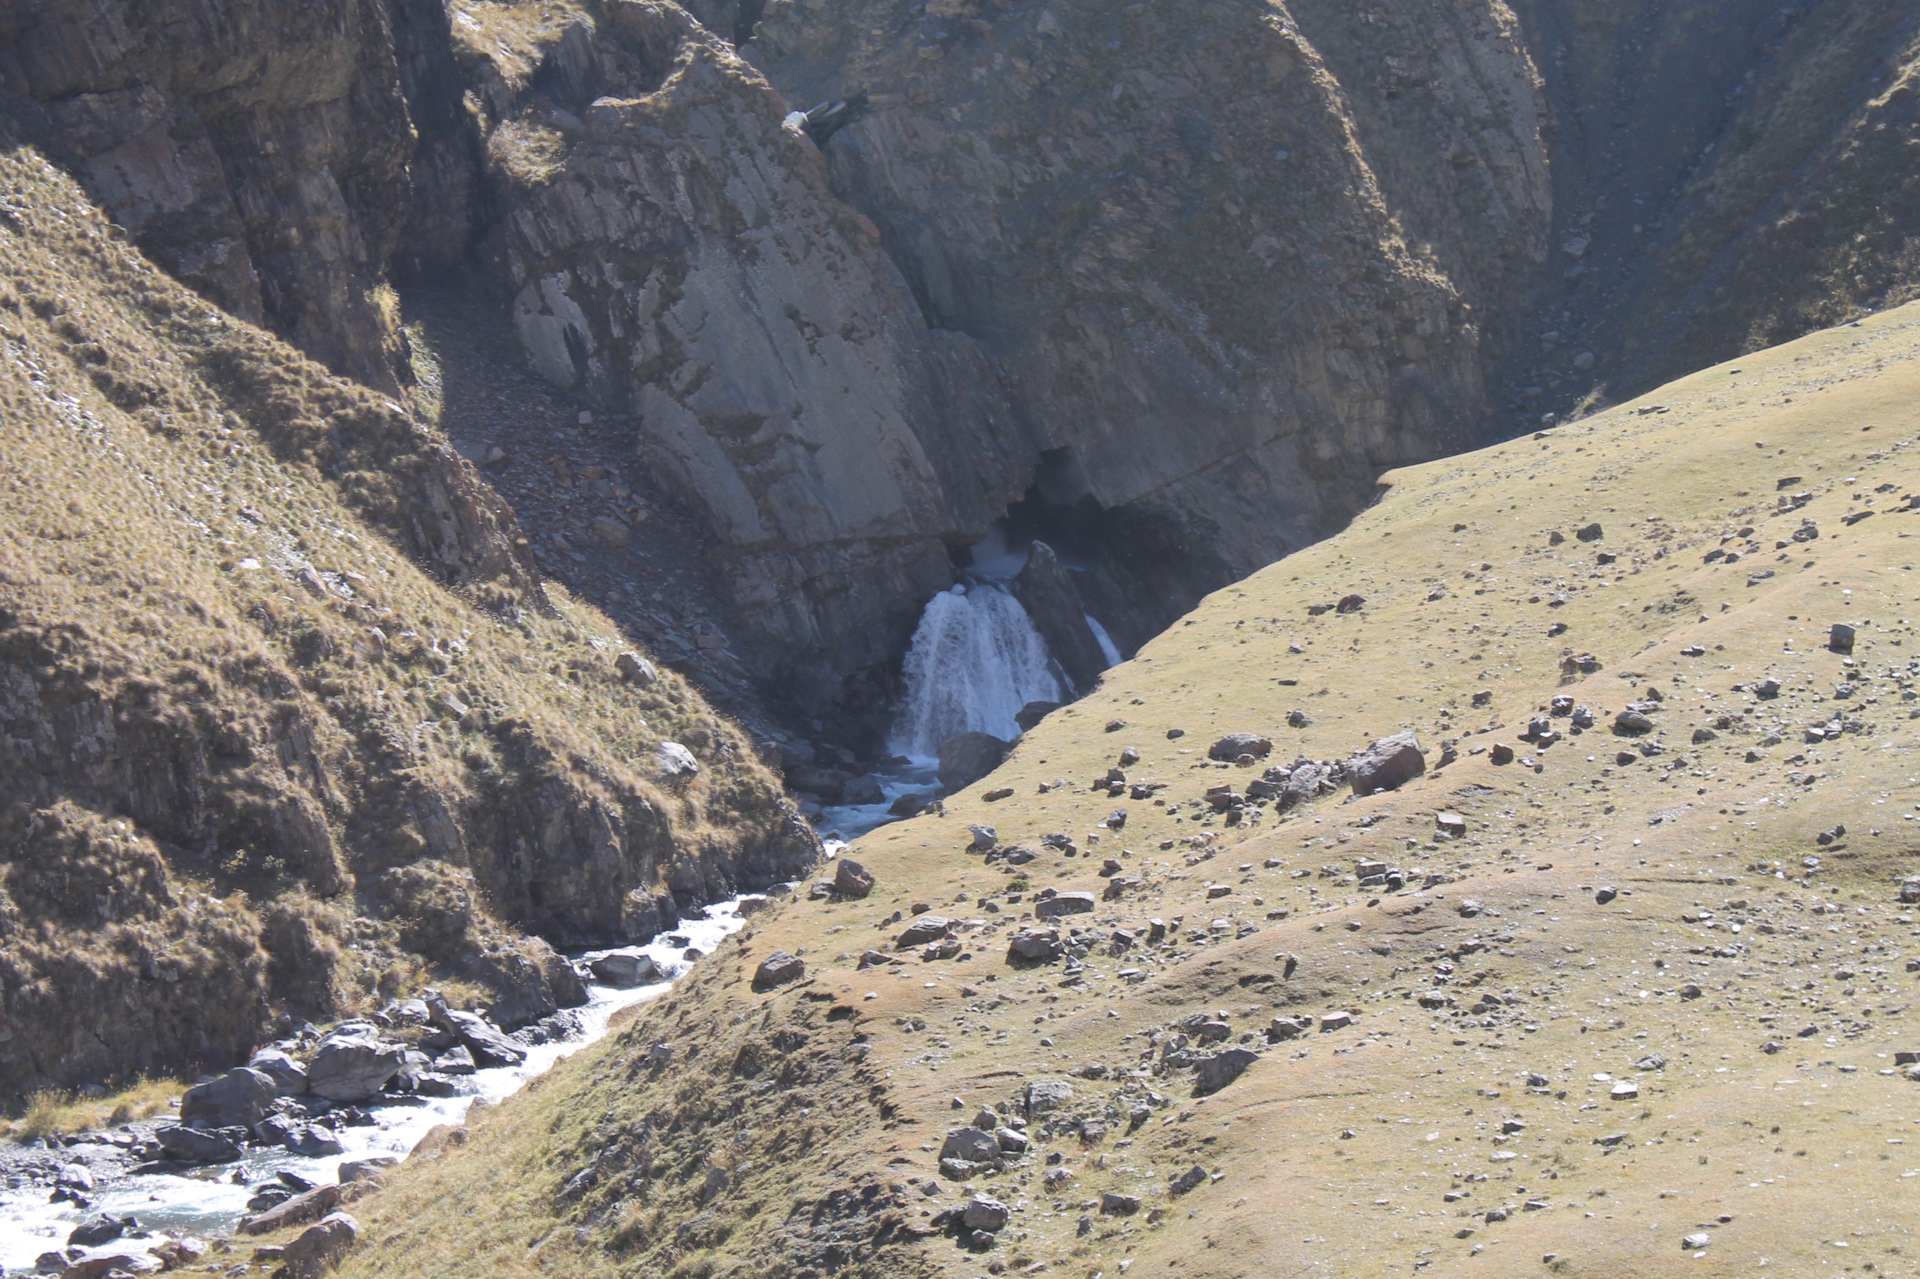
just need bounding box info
[1011,542,1106,694]
[0,0,432,393]
[481,4,1030,713]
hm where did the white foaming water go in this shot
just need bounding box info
[888,584,1064,758]
[1085,613,1123,668]
[0,902,752,1270]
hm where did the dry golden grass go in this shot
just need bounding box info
[1,1078,184,1142]
[342,300,1920,1279]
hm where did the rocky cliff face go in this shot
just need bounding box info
[7,0,1920,725]
[0,140,815,1099]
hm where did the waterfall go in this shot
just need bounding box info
[1085,613,1123,667]
[890,584,1065,757]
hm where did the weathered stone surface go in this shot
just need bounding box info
[247,1050,308,1098]
[896,915,953,948]
[306,1036,405,1103]
[181,1067,278,1129]
[1035,891,1097,919]
[1012,542,1109,693]
[1193,1047,1260,1096]
[752,951,806,991]
[428,999,527,1068]
[238,1183,342,1236]
[1026,1079,1075,1114]
[1346,731,1426,796]
[588,952,660,988]
[1208,733,1274,763]
[834,858,876,899]
[1008,928,1064,961]
[282,1211,358,1279]
[962,1195,1010,1232]
[939,1126,1001,1164]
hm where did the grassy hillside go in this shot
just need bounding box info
[0,134,815,1102]
[341,299,1920,1279]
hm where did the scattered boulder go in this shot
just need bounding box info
[940,1126,1001,1164]
[305,1037,405,1104]
[752,951,806,991]
[1613,709,1654,734]
[66,1216,130,1247]
[834,858,876,899]
[962,1194,1011,1233]
[897,915,953,948]
[1099,1192,1141,1216]
[1336,594,1365,613]
[180,1067,278,1129]
[1034,891,1097,919]
[1208,732,1273,762]
[282,1211,358,1279]
[1575,522,1604,542]
[1170,1165,1208,1195]
[1435,812,1467,840]
[967,824,998,851]
[615,651,659,685]
[588,952,659,988]
[1595,886,1618,904]
[1346,731,1426,796]
[1829,623,1855,654]
[1026,1079,1075,1114]
[938,732,1012,790]
[1008,928,1064,961]
[655,741,701,779]
[1193,1047,1260,1096]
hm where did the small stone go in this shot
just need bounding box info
[655,741,700,779]
[1458,899,1483,918]
[1691,727,1717,743]
[1346,730,1426,796]
[1614,709,1654,734]
[1034,891,1097,918]
[1679,983,1702,1000]
[1576,523,1603,542]
[897,915,953,947]
[1595,886,1617,904]
[1829,624,1856,654]
[1170,1164,1208,1195]
[1100,1191,1142,1215]
[1488,743,1514,765]
[1320,1011,1354,1031]
[1435,812,1467,840]
[1682,1232,1711,1252]
[1609,1080,1639,1100]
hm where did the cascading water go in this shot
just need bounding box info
[889,583,1065,757]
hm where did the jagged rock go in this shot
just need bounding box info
[428,999,527,1068]
[181,1067,278,1128]
[1026,1079,1075,1114]
[66,1217,129,1247]
[1829,623,1856,653]
[1099,1192,1141,1216]
[1170,1165,1209,1195]
[656,742,701,779]
[1194,1047,1260,1095]
[834,858,876,899]
[896,915,953,948]
[616,651,659,685]
[1346,731,1426,796]
[238,1184,343,1236]
[1012,542,1108,693]
[282,1211,358,1279]
[588,952,660,988]
[1208,733,1273,762]
[940,1126,1002,1164]
[306,1037,405,1103]
[433,1046,476,1075]
[963,1195,1011,1232]
[1008,928,1064,961]
[752,951,806,991]
[1614,710,1655,734]
[247,1051,308,1098]
[967,825,998,851]
[938,733,1012,791]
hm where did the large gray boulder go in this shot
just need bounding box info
[752,951,806,991]
[896,915,953,948]
[305,1036,405,1103]
[939,1126,1002,1164]
[1345,731,1426,796]
[938,732,1012,791]
[282,1211,358,1279]
[588,952,660,988]
[180,1067,278,1129]
[1208,732,1273,762]
[1034,891,1097,918]
[1193,1047,1261,1096]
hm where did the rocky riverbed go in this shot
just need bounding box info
[0,899,759,1274]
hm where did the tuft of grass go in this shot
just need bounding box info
[2,1078,182,1141]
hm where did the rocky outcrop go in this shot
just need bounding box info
[0,0,427,392]
[1011,542,1106,694]
[0,142,816,1100]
